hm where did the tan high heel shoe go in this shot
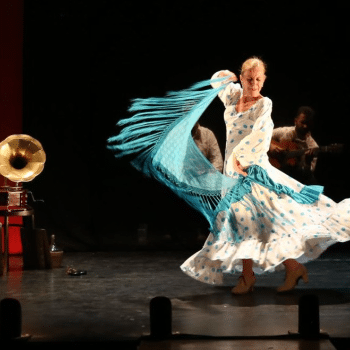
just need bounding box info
[231,274,256,294]
[277,265,309,293]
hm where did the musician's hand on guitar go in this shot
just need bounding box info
[305,148,319,164]
[233,157,248,176]
[268,142,284,157]
[305,148,319,157]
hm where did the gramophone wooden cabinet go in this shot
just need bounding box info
[0,208,34,275]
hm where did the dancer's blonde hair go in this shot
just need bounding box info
[241,57,267,76]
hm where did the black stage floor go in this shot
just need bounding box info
[1,244,350,349]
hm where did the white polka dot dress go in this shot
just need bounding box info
[180,73,350,285]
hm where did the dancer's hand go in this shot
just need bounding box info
[233,157,248,176]
[218,70,238,83]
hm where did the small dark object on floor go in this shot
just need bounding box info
[66,266,87,276]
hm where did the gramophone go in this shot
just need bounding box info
[0,134,46,211]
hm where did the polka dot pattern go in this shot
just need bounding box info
[180,78,350,285]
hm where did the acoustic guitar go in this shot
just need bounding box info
[268,139,344,170]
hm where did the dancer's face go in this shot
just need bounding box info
[240,66,266,98]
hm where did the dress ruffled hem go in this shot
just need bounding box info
[180,206,350,285]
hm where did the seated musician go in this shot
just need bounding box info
[269,106,318,184]
[192,122,224,173]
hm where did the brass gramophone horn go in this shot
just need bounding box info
[0,134,46,182]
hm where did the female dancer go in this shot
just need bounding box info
[108,57,350,294]
[180,57,350,293]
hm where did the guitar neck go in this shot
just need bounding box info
[284,145,340,158]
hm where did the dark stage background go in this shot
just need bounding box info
[22,0,350,252]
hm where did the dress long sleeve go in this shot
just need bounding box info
[233,98,273,169]
[211,71,241,108]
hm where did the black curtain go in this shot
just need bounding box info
[23,0,350,251]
